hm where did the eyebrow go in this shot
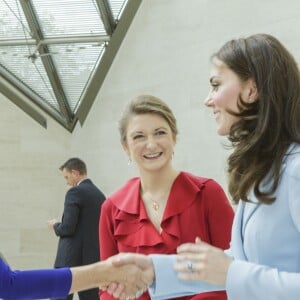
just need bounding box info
[155,127,168,131]
[129,131,143,137]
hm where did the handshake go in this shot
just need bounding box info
[71,239,230,299]
[76,253,154,300]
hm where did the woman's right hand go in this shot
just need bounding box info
[175,237,232,286]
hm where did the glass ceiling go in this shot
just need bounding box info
[0,0,141,131]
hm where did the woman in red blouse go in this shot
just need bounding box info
[99,95,234,300]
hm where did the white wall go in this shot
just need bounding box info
[1,0,299,269]
[0,95,72,268]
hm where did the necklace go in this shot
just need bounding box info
[152,199,159,211]
[142,189,170,212]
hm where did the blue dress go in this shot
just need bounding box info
[0,258,71,299]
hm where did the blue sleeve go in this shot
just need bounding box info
[226,260,300,300]
[148,254,224,300]
[0,258,72,299]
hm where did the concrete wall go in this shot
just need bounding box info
[1,0,299,269]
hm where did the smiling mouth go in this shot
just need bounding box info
[214,111,220,119]
[143,152,162,159]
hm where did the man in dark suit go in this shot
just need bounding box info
[48,158,105,300]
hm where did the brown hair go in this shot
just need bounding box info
[213,34,300,204]
[59,157,87,175]
[118,95,178,144]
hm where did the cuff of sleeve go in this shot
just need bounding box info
[148,254,223,300]
[226,260,256,300]
[54,267,73,296]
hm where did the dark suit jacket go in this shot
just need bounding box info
[53,179,105,268]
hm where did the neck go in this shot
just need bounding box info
[76,175,88,185]
[140,167,179,194]
[140,169,179,214]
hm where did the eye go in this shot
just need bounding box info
[155,129,167,136]
[211,82,219,90]
[133,134,144,140]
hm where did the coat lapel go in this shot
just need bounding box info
[230,202,248,260]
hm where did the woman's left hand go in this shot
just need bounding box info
[175,238,232,286]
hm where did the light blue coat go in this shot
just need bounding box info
[149,143,300,300]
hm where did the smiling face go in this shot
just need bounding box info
[204,58,256,136]
[123,113,176,173]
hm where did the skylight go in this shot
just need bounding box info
[0,0,141,131]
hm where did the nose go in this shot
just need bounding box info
[146,136,157,149]
[204,92,213,107]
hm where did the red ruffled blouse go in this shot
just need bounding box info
[99,172,234,300]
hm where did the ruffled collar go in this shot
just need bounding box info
[110,172,207,217]
[109,172,209,251]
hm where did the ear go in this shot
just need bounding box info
[245,78,258,103]
[122,142,130,156]
[71,169,80,177]
[172,134,177,144]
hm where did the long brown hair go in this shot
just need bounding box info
[213,34,300,204]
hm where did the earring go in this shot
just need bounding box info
[127,158,132,166]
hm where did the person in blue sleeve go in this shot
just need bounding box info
[0,253,151,300]
[109,33,300,300]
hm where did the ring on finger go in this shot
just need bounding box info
[187,261,194,272]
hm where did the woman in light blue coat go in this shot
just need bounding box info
[147,33,300,300]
